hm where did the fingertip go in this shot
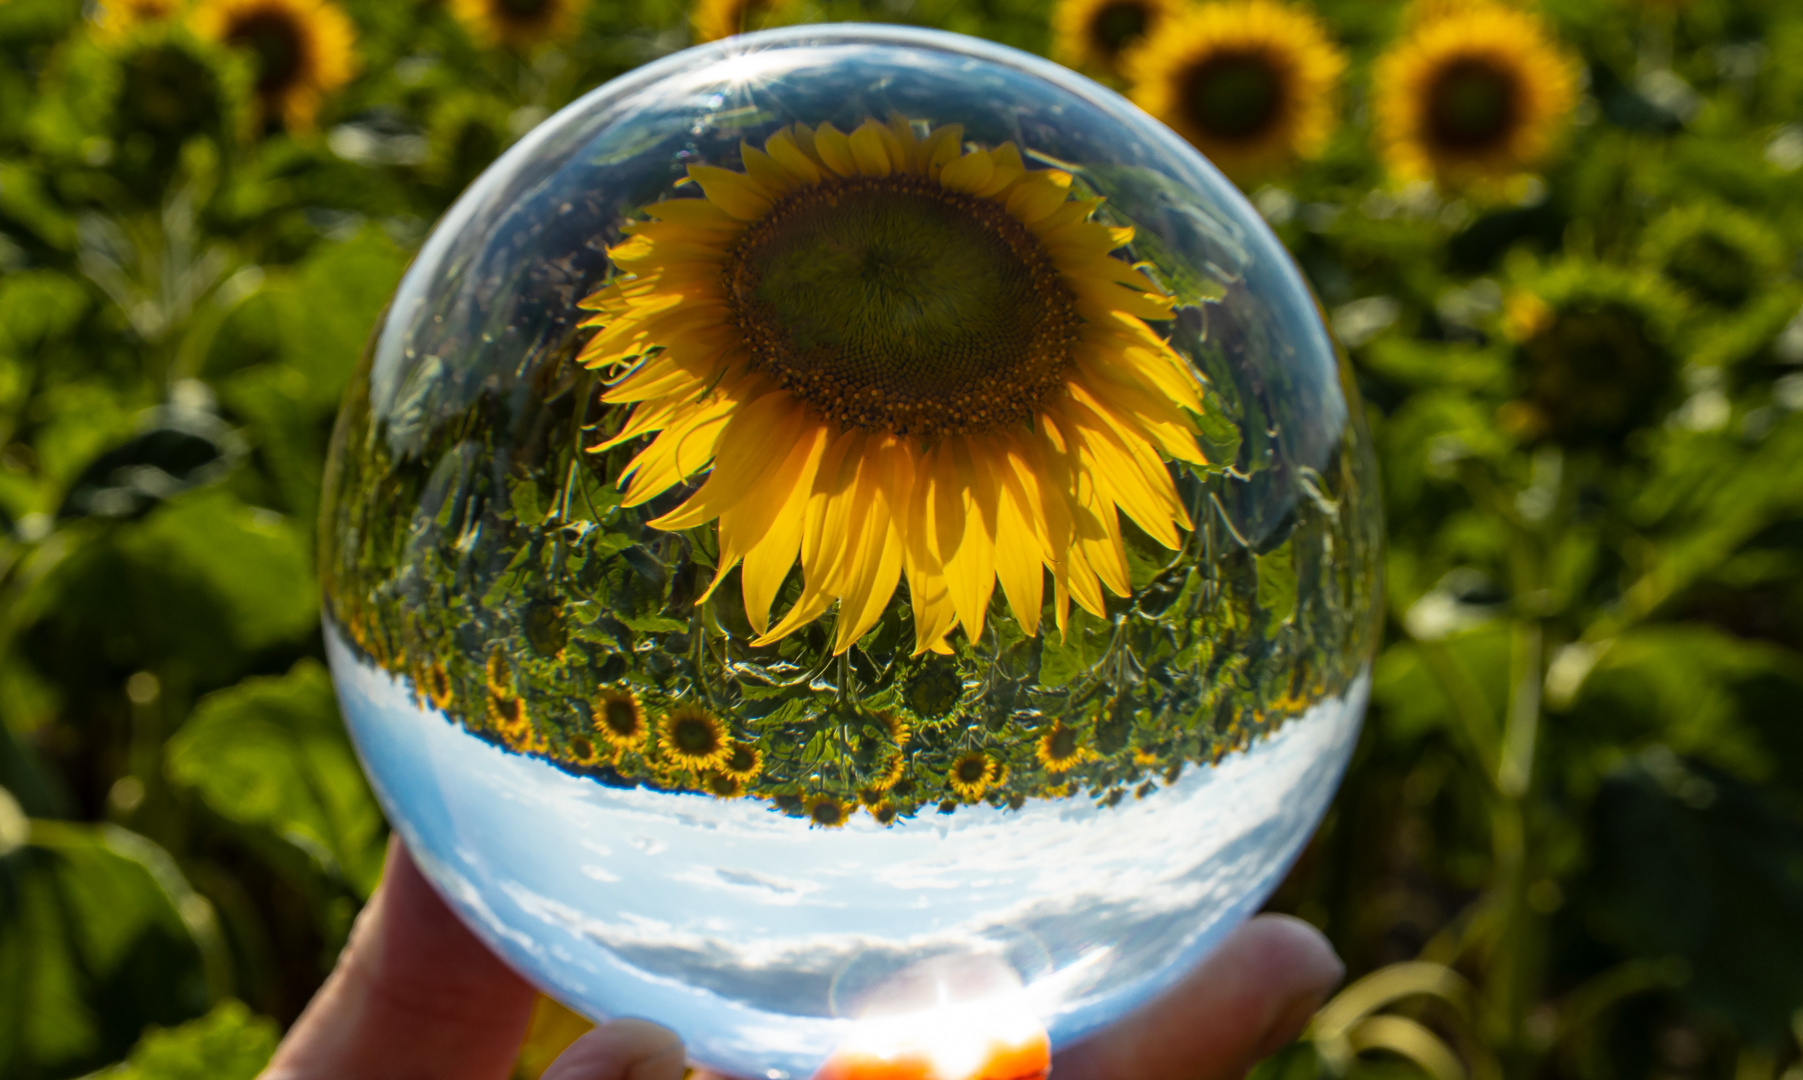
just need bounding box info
[1053,914,1344,1080]
[1230,915,1343,1054]
[541,1018,688,1080]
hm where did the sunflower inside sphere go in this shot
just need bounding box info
[452,0,585,50]
[1373,2,1578,187]
[658,705,732,771]
[1053,0,1181,75]
[1125,0,1344,180]
[192,0,354,130]
[581,117,1214,657]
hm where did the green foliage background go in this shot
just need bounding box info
[1,0,1801,1075]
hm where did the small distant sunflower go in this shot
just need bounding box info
[1125,1,1345,180]
[948,751,997,800]
[422,658,455,711]
[1037,722,1090,773]
[703,771,746,798]
[903,663,965,725]
[485,651,513,695]
[1641,204,1784,309]
[1373,2,1578,187]
[721,741,763,781]
[581,118,1209,657]
[1053,0,1181,75]
[487,689,533,747]
[658,705,732,770]
[868,802,898,826]
[451,0,585,50]
[1499,263,1682,447]
[567,734,604,767]
[806,794,851,828]
[691,0,796,43]
[875,712,911,748]
[92,0,185,37]
[868,749,907,793]
[192,0,355,130]
[593,686,648,750]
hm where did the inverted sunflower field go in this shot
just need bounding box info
[321,112,1382,826]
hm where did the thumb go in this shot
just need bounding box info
[541,1019,688,1080]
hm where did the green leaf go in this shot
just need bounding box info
[267,229,410,406]
[166,660,386,896]
[0,822,220,1079]
[1255,539,1298,625]
[118,491,316,656]
[0,270,87,353]
[1038,607,1111,688]
[85,1000,277,1080]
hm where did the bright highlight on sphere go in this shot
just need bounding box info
[320,25,1381,1080]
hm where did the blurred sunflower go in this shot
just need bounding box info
[658,705,732,770]
[592,686,647,750]
[1373,1,1578,187]
[948,751,997,800]
[1498,262,1683,448]
[806,794,851,828]
[691,0,796,43]
[1124,1,1344,180]
[1037,722,1089,773]
[422,658,454,711]
[1053,0,1180,76]
[487,688,533,747]
[451,0,585,50]
[721,741,763,780]
[192,0,354,130]
[92,0,185,37]
[868,749,906,793]
[580,118,1210,656]
[1641,204,1785,309]
[703,771,745,798]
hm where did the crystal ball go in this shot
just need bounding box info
[320,25,1381,1080]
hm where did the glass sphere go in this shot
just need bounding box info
[321,25,1381,1080]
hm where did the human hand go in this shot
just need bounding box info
[261,838,1343,1080]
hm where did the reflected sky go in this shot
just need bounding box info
[329,630,1365,1079]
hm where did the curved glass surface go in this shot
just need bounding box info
[320,24,1381,1080]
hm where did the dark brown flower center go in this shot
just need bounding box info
[1089,0,1151,57]
[1426,58,1519,150]
[1182,50,1285,142]
[669,712,723,755]
[600,697,640,737]
[227,9,307,95]
[725,174,1082,438]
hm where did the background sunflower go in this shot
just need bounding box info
[1051,0,1180,76]
[1125,0,1345,180]
[451,0,587,50]
[1372,0,1578,188]
[191,0,355,130]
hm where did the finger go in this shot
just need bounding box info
[1052,914,1343,1080]
[261,836,538,1080]
[541,1019,688,1080]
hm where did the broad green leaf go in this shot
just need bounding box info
[119,490,316,656]
[1038,607,1112,688]
[0,822,220,1079]
[1255,538,1298,625]
[84,1000,277,1080]
[166,659,386,896]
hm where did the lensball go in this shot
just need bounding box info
[320,24,1381,1080]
